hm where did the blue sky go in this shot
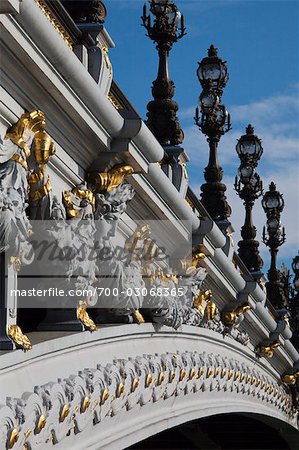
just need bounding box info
[106,0,299,274]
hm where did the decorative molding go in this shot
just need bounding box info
[101,46,112,78]
[0,350,296,449]
[34,0,73,49]
[107,92,122,110]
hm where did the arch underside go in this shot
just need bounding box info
[127,412,299,450]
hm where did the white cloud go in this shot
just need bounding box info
[230,93,299,125]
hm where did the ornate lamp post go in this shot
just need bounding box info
[234,125,263,280]
[195,45,232,225]
[262,182,287,309]
[142,0,186,146]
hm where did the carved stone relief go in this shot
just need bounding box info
[0,110,55,349]
[0,350,295,450]
[0,113,255,349]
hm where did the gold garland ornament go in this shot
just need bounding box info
[76,301,97,332]
[222,303,251,326]
[90,164,134,193]
[259,342,280,358]
[7,324,32,351]
[281,371,299,385]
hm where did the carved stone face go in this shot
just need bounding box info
[97,216,118,240]
[7,188,24,217]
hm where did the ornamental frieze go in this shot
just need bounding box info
[0,350,295,450]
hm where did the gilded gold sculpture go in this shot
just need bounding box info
[6,109,56,206]
[7,324,32,351]
[34,0,73,48]
[76,301,97,332]
[102,46,112,77]
[108,92,122,110]
[33,129,56,165]
[180,368,187,380]
[63,186,95,218]
[259,342,280,358]
[117,383,125,398]
[281,371,299,385]
[179,161,188,180]
[60,404,70,422]
[81,396,91,413]
[124,224,151,253]
[133,310,145,324]
[62,190,78,218]
[90,164,134,193]
[157,272,179,284]
[189,368,196,380]
[222,303,251,326]
[72,186,95,210]
[9,256,22,272]
[132,378,139,392]
[158,372,165,385]
[146,374,153,386]
[214,367,220,378]
[8,428,19,449]
[206,299,219,320]
[28,111,55,204]
[6,110,45,154]
[24,429,32,439]
[192,250,206,267]
[36,415,46,433]
[30,177,52,202]
[193,289,212,315]
[101,389,109,404]
[185,197,194,209]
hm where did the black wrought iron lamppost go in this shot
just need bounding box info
[234,124,263,280]
[142,0,186,146]
[195,45,232,225]
[262,182,287,309]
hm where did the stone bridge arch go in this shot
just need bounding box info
[0,325,297,450]
[127,413,299,450]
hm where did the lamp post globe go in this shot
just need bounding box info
[199,89,219,114]
[197,45,229,97]
[239,165,254,184]
[236,124,263,165]
[262,182,284,213]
